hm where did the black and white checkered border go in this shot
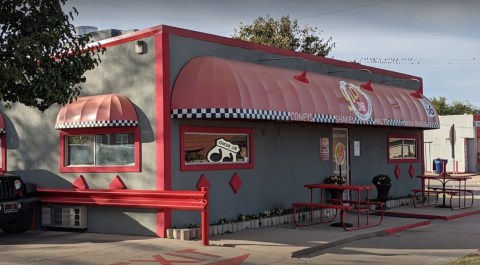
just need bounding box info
[171,108,440,128]
[55,120,138,129]
[172,108,334,124]
[0,128,5,134]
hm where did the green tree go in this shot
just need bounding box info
[232,15,335,56]
[0,0,104,111]
[429,97,480,115]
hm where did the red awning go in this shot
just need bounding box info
[0,112,5,134]
[171,56,439,129]
[55,94,138,129]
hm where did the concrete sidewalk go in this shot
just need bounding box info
[209,198,480,258]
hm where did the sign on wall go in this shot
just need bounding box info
[320,138,329,160]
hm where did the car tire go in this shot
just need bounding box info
[0,211,33,234]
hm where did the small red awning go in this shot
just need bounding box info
[55,94,138,129]
[171,56,439,129]
[0,112,5,134]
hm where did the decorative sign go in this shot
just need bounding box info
[207,138,240,162]
[320,138,329,160]
[334,142,346,165]
[354,141,360,157]
[332,129,348,181]
[339,81,372,122]
[419,98,436,118]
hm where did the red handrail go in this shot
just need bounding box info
[37,187,209,245]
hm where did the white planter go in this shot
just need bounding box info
[251,219,259,229]
[272,216,279,225]
[180,229,190,240]
[166,228,174,239]
[209,225,217,236]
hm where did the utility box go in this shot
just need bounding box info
[42,206,87,229]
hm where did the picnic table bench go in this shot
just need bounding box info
[292,183,384,231]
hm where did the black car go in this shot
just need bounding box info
[0,174,40,233]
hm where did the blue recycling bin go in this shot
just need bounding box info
[433,158,448,174]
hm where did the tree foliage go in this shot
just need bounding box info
[232,15,335,57]
[429,97,480,115]
[0,0,104,111]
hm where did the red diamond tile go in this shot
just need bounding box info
[109,175,127,189]
[409,164,415,178]
[394,165,401,179]
[72,175,89,189]
[229,172,242,193]
[196,174,210,191]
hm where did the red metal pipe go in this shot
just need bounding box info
[201,187,209,246]
[37,187,209,245]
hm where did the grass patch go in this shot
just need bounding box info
[447,250,480,265]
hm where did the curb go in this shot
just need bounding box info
[291,220,431,258]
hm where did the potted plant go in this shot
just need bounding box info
[324,175,346,199]
[372,174,392,202]
[324,175,346,185]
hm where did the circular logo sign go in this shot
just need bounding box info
[339,81,372,121]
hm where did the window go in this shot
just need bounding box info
[387,134,419,163]
[180,126,254,171]
[60,127,140,173]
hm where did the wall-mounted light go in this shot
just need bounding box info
[135,40,146,54]
[259,57,310,84]
[327,69,374,91]
[380,78,423,98]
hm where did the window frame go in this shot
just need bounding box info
[387,133,420,163]
[59,127,141,173]
[180,125,254,171]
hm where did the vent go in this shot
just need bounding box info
[42,206,87,229]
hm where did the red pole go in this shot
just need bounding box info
[201,187,209,246]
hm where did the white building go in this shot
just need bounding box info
[424,114,480,173]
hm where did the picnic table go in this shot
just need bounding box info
[292,183,384,231]
[412,173,474,210]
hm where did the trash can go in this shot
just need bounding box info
[433,158,448,174]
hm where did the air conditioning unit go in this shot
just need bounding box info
[42,206,87,229]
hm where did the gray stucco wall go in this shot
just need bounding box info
[170,119,423,226]
[167,34,424,226]
[2,36,158,236]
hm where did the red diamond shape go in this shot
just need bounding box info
[409,164,415,178]
[394,165,401,179]
[109,175,127,189]
[196,174,210,191]
[73,175,89,189]
[229,172,242,193]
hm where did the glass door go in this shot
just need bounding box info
[332,128,349,185]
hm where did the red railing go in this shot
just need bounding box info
[37,187,209,245]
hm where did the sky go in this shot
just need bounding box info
[63,0,480,106]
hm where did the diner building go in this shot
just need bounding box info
[1,25,440,237]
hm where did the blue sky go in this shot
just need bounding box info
[63,0,480,106]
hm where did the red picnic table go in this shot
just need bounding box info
[292,183,384,231]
